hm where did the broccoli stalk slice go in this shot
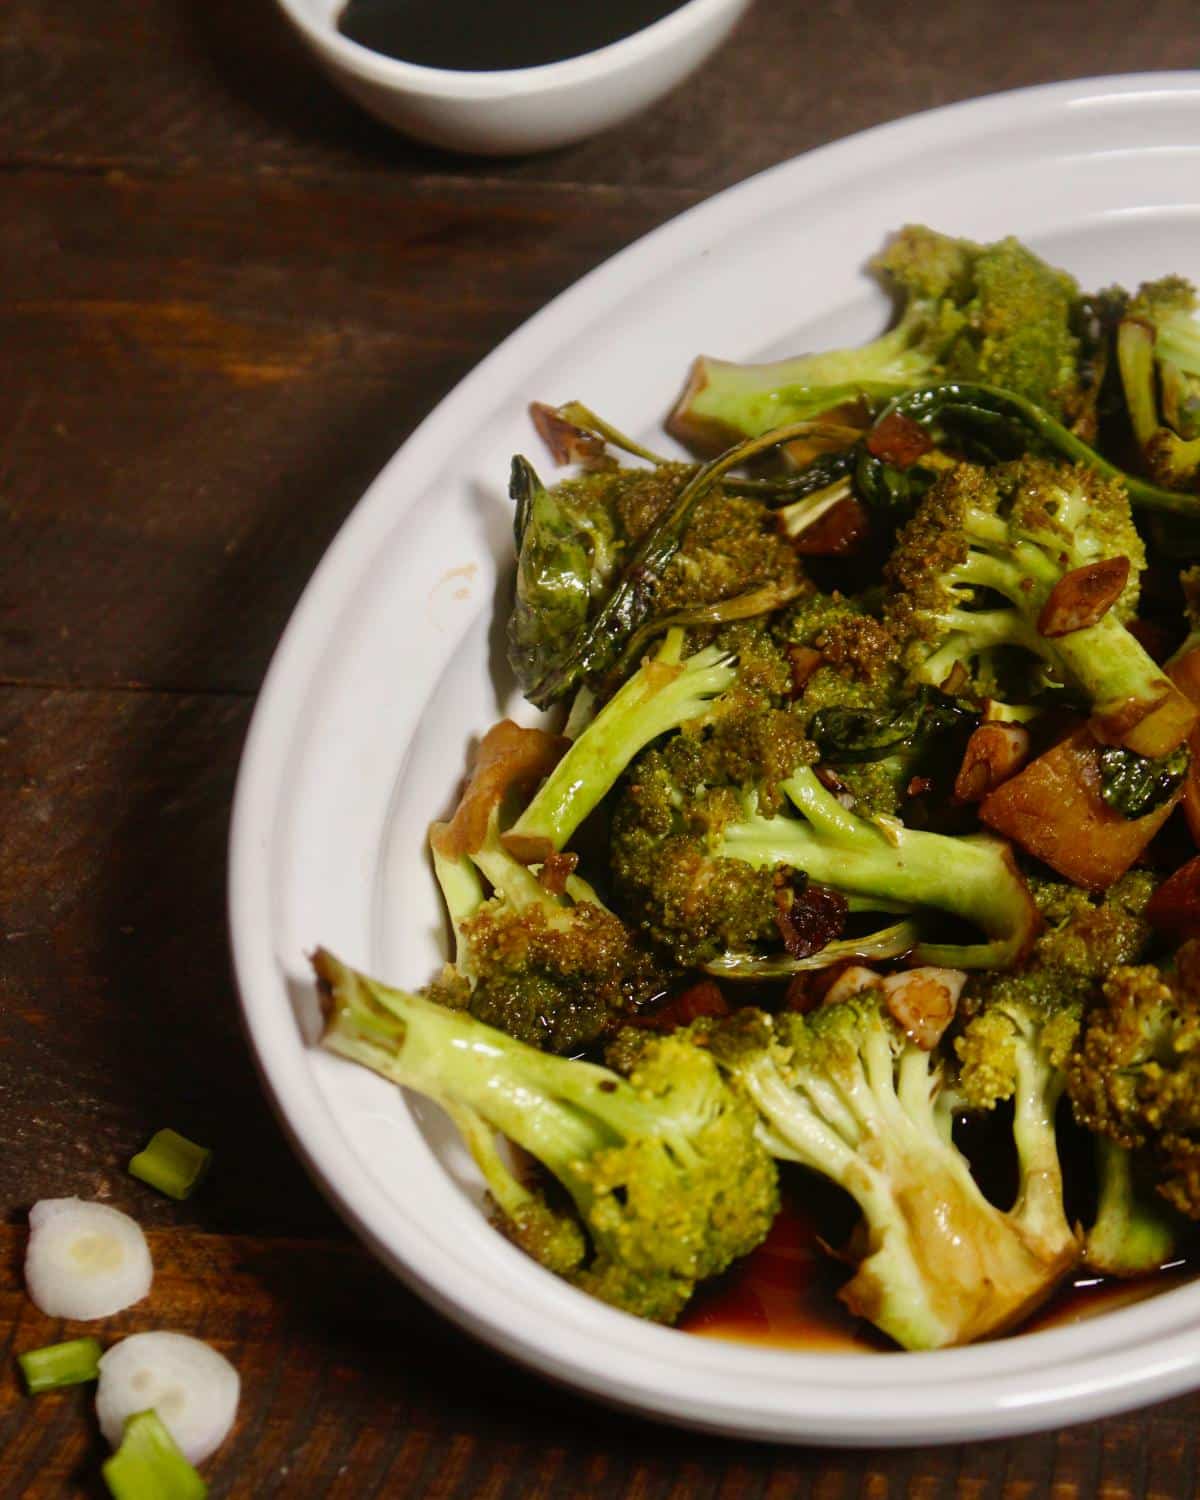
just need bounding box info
[714,1006,1073,1350]
[1118,320,1200,489]
[717,765,1038,968]
[1084,1137,1180,1277]
[702,919,920,979]
[315,949,778,1320]
[669,350,911,451]
[504,630,736,856]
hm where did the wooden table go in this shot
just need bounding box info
[3,3,1200,1494]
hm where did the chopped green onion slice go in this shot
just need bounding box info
[103,1410,208,1500]
[18,1336,103,1394]
[128,1130,212,1200]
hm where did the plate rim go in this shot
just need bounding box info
[229,70,1200,1446]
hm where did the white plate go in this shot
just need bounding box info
[229,73,1200,1445]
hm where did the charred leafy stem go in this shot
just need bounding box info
[521,418,853,708]
[865,382,1197,516]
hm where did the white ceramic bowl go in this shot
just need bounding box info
[272,0,752,155]
[230,74,1200,1444]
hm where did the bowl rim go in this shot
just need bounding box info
[272,0,744,98]
[229,70,1200,1444]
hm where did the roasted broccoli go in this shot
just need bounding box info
[716,764,1040,969]
[886,458,1197,756]
[953,871,1157,1267]
[614,717,1040,971]
[509,434,807,707]
[309,227,1200,1351]
[667,225,1085,453]
[705,988,1077,1350]
[316,949,779,1324]
[428,718,668,1053]
[1117,276,1200,491]
[503,627,738,858]
[1068,942,1200,1222]
[771,590,962,819]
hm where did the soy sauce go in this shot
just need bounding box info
[680,1167,1198,1353]
[337,0,691,72]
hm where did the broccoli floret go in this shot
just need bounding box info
[954,872,1157,1262]
[428,690,726,1052]
[900,230,1083,420]
[430,815,664,1054]
[509,440,807,708]
[609,686,815,968]
[1067,943,1200,1222]
[611,774,781,971]
[503,627,738,857]
[716,764,1040,969]
[315,950,779,1325]
[615,705,1039,971]
[772,591,955,818]
[886,458,1197,757]
[953,975,1081,1267]
[705,994,1077,1349]
[1117,276,1200,491]
[1027,868,1157,975]
[666,226,1085,453]
[450,630,815,1015]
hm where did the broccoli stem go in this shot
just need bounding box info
[316,949,615,1202]
[1084,1137,1179,1277]
[505,631,736,855]
[719,766,1036,967]
[702,920,920,979]
[1007,1038,1075,1261]
[1157,312,1200,375]
[672,367,910,451]
[731,1026,1058,1349]
[430,846,487,964]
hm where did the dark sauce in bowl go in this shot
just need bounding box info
[680,1171,1197,1351]
[337,0,693,71]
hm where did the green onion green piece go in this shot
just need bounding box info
[103,1411,208,1500]
[18,1336,103,1394]
[128,1129,212,1201]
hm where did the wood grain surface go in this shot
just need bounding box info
[3,1,1200,1494]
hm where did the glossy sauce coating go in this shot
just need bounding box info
[681,1182,1194,1352]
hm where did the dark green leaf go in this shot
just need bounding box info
[1097,743,1189,819]
[506,456,600,700]
[810,689,977,765]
